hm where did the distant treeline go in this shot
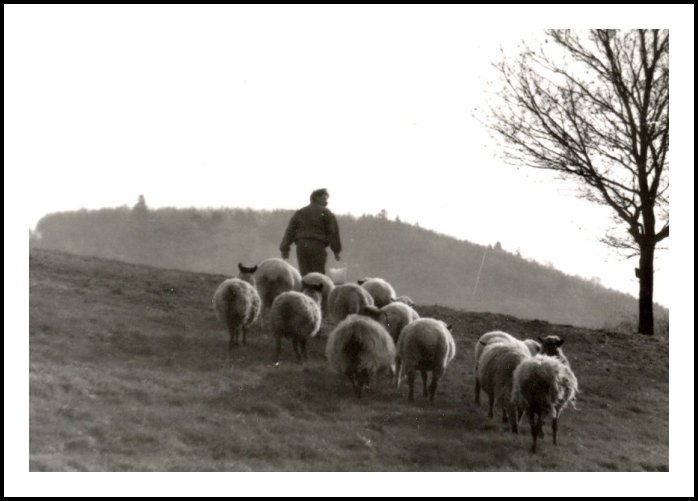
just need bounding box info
[30,205,668,331]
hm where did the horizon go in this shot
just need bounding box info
[30,197,667,308]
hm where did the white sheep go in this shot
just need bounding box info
[394,296,416,307]
[269,281,324,368]
[255,258,302,326]
[476,341,532,433]
[537,335,570,367]
[325,311,396,398]
[301,272,335,319]
[357,277,397,308]
[512,354,579,453]
[395,318,456,403]
[473,331,541,405]
[381,302,420,344]
[212,264,261,350]
[327,283,375,324]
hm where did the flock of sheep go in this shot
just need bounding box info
[213,257,578,453]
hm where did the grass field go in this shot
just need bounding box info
[27,248,670,475]
[29,251,669,471]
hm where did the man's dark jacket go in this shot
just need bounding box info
[280,203,342,256]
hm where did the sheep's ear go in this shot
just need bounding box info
[357,279,366,285]
[447,324,453,331]
[314,282,324,292]
[238,263,244,271]
[251,265,258,273]
[556,339,565,347]
[538,336,545,343]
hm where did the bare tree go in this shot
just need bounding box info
[480,29,668,335]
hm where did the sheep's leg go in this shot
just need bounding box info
[552,415,558,446]
[407,371,416,402]
[534,413,545,451]
[474,377,481,404]
[292,339,303,362]
[274,336,282,365]
[394,357,402,389]
[354,374,363,399]
[242,325,247,346]
[428,374,439,403]
[529,411,538,453]
[347,371,361,398]
[360,369,371,395]
[502,407,509,424]
[228,332,235,352]
[300,340,309,371]
[507,404,518,434]
[487,393,495,418]
[421,371,428,397]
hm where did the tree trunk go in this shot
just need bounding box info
[637,243,655,336]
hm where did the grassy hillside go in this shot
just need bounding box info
[29,249,669,472]
[30,207,668,332]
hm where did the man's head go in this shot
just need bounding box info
[310,188,330,207]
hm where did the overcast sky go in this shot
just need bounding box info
[7,6,694,491]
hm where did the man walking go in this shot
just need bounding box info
[280,188,342,276]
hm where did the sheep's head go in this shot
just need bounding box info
[238,263,258,274]
[358,305,387,324]
[301,281,323,293]
[538,335,564,356]
[238,263,258,286]
[301,281,324,305]
[395,296,415,307]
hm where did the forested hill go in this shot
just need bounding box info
[30,206,667,330]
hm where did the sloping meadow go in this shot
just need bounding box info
[29,249,668,472]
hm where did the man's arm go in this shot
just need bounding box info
[327,211,342,259]
[280,213,298,259]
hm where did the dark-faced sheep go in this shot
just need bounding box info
[381,302,420,344]
[327,283,375,324]
[538,335,570,367]
[474,331,541,405]
[301,272,335,319]
[255,258,302,327]
[212,264,261,350]
[325,311,396,398]
[270,281,323,368]
[357,277,397,308]
[512,355,578,452]
[477,341,532,433]
[395,318,456,403]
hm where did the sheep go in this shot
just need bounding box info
[269,281,324,368]
[301,272,335,319]
[236,263,258,286]
[255,258,302,326]
[327,283,375,324]
[537,335,570,367]
[357,277,397,308]
[476,341,532,433]
[212,265,262,350]
[325,311,396,398]
[395,318,456,403]
[473,331,541,405]
[381,301,420,344]
[394,296,416,307]
[512,355,579,453]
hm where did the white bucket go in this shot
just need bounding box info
[328,267,347,285]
